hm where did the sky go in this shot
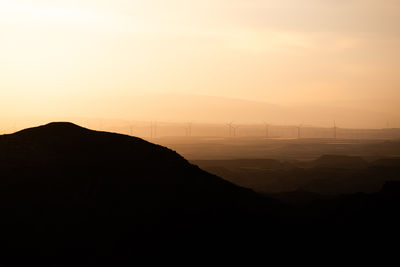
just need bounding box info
[1,0,399,128]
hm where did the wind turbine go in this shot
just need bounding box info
[226,121,234,137]
[150,121,157,138]
[183,122,192,137]
[188,122,192,137]
[263,122,270,138]
[297,124,302,139]
[333,120,337,139]
[232,124,240,137]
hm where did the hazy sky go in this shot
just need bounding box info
[1,0,399,125]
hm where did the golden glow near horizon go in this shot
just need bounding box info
[1,0,399,128]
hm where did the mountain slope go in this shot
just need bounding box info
[0,122,263,216]
[0,122,276,265]
[1,123,400,265]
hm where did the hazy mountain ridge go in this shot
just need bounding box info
[0,123,399,265]
[193,155,400,194]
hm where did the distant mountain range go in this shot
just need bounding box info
[0,122,400,265]
[193,155,400,194]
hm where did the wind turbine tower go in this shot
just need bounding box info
[150,122,157,138]
[188,122,192,137]
[227,121,234,137]
[232,124,239,137]
[184,122,193,137]
[263,122,270,138]
[333,120,337,139]
[297,124,302,139]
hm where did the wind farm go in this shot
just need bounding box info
[1,0,400,264]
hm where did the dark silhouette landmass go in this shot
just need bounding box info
[0,123,399,265]
[193,155,400,194]
[158,136,400,163]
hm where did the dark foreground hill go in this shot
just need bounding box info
[0,123,400,265]
[0,123,284,265]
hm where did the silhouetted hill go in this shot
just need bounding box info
[192,159,291,170]
[312,155,368,169]
[0,123,282,265]
[265,190,333,205]
[1,122,246,193]
[194,155,400,194]
[371,157,400,167]
[1,123,400,265]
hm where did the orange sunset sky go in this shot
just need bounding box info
[1,0,399,129]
